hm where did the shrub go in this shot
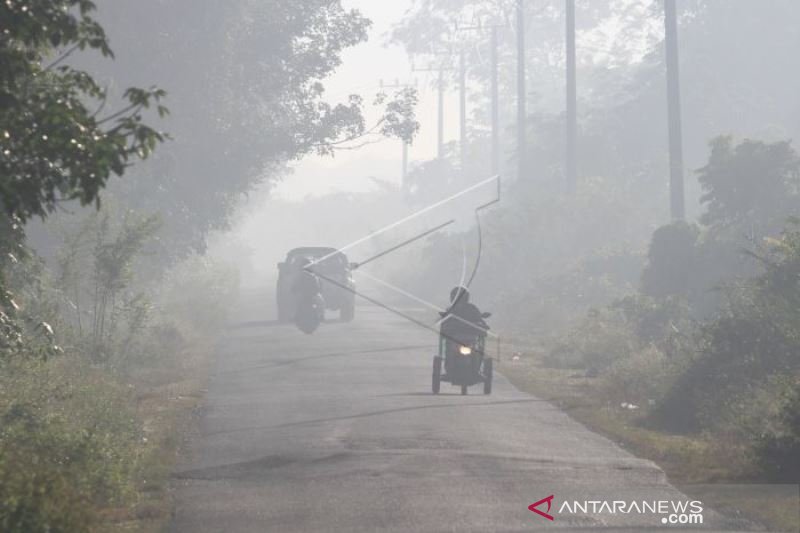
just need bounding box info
[546,295,693,374]
[602,344,691,408]
[0,358,144,533]
[641,222,699,299]
[545,306,636,371]
[753,381,800,482]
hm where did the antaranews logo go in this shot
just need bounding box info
[528,495,555,521]
[528,495,704,526]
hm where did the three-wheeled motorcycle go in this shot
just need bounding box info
[432,315,493,395]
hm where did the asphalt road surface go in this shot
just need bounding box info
[171,296,758,533]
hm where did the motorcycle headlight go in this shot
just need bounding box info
[458,345,472,356]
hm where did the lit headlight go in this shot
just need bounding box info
[458,345,472,356]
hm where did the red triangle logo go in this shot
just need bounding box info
[528,495,555,521]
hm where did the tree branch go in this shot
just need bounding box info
[44,44,81,71]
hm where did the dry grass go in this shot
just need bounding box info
[95,336,215,533]
[500,354,799,532]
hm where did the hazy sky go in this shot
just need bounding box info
[273,0,461,200]
[269,0,661,201]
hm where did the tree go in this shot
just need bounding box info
[0,0,167,224]
[641,222,698,298]
[698,137,800,237]
[76,1,419,258]
[0,0,168,355]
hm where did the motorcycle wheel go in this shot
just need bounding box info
[461,385,468,396]
[483,358,493,395]
[432,356,442,394]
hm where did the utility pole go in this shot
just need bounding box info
[565,0,577,193]
[380,78,417,188]
[456,21,504,177]
[490,26,500,176]
[459,48,467,171]
[411,58,453,160]
[517,0,527,181]
[664,0,685,220]
[438,68,445,159]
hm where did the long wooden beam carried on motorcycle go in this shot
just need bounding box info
[305,174,502,357]
[354,267,502,362]
[306,268,496,356]
[460,176,502,291]
[354,268,498,340]
[306,174,500,270]
[350,219,455,270]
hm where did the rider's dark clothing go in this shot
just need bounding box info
[440,301,486,344]
[440,300,488,375]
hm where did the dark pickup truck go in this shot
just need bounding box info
[276,247,356,322]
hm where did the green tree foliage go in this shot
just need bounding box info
[641,222,699,298]
[0,0,167,223]
[698,137,800,236]
[554,139,800,481]
[0,0,167,357]
[755,382,800,482]
[0,358,143,533]
[653,223,800,437]
[83,1,418,257]
[640,139,800,313]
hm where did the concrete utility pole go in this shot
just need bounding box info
[459,48,467,171]
[455,21,504,176]
[565,0,577,193]
[411,58,453,160]
[490,26,500,176]
[664,0,685,220]
[517,0,527,181]
[438,68,445,159]
[380,78,417,188]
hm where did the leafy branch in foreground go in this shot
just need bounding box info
[0,0,168,224]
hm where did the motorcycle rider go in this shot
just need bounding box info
[440,286,489,375]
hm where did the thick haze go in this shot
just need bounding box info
[5,2,800,531]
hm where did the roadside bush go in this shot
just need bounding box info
[159,254,240,335]
[117,254,239,383]
[1,208,239,531]
[0,358,144,533]
[546,295,693,373]
[602,344,691,409]
[651,312,796,433]
[641,222,699,299]
[651,224,800,434]
[545,306,635,371]
[753,381,800,482]
[640,222,758,319]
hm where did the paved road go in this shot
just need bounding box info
[171,296,756,532]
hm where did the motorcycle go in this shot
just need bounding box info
[432,312,493,395]
[294,293,325,334]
